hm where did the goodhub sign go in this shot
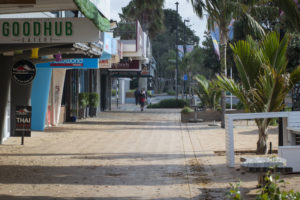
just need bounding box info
[0,18,99,43]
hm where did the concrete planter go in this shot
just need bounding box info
[181,110,244,123]
[89,107,97,117]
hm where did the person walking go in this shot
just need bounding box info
[139,88,147,111]
[134,88,140,105]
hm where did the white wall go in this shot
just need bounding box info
[2,86,10,143]
[0,12,56,18]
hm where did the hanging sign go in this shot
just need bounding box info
[184,74,188,81]
[99,60,111,69]
[36,58,99,69]
[12,59,36,85]
[0,18,99,43]
[14,105,32,137]
[109,60,140,71]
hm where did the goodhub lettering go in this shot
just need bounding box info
[1,21,73,37]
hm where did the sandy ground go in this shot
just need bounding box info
[0,108,299,199]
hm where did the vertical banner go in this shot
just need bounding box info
[185,45,194,53]
[210,24,220,59]
[177,45,184,60]
[210,19,235,60]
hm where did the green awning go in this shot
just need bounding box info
[73,0,110,32]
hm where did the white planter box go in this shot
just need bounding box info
[279,146,300,172]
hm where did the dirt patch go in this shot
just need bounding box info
[188,159,210,184]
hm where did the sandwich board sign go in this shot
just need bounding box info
[15,105,32,144]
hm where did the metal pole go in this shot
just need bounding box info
[175,2,179,100]
[183,19,189,100]
[230,67,233,110]
[183,20,186,100]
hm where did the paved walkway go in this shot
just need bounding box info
[0,106,299,199]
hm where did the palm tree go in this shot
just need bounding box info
[190,0,265,128]
[194,74,221,110]
[217,32,300,154]
[120,0,165,38]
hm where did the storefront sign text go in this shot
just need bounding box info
[0,18,99,43]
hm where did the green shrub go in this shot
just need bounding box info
[226,101,244,110]
[226,182,242,200]
[236,101,244,110]
[78,93,89,108]
[269,118,278,126]
[167,90,176,95]
[256,170,300,200]
[112,89,116,96]
[226,103,237,109]
[148,98,188,108]
[227,170,300,200]
[89,92,99,108]
[285,106,292,111]
[181,106,193,113]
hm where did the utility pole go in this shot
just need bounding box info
[175,2,179,100]
[183,19,189,55]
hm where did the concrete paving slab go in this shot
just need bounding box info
[0,106,299,199]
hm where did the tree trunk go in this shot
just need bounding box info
[256,123,269,154]
[220,28,228,128]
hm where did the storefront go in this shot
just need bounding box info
[0,0,111,143]
[32,58,100,131]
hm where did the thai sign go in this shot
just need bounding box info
[14,105,31,137]
[36,58,99,69]
[12,59,36,85]
[110,60,140,71]
[0,18,99,43]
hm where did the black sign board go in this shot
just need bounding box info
[14,105,31,137]
[110,71,140,78]
[12,60,36,85]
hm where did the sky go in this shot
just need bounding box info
[110,0,207,45]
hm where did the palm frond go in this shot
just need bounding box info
[243,12,265,38]
[290,66,300,86]
[274,0,300,32]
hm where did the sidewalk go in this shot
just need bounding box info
[0,107,299,199]
[110,103,141,112]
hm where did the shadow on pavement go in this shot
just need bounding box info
[0,195,192,200]
[0,162,251,186]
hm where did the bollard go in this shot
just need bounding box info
[269,142,272,154]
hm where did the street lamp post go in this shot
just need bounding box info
[183,19,189,100]
[183,19,189,55]
[175,2,179,100]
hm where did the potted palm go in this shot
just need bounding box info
[89,92,99,117]
[78,92,89,119]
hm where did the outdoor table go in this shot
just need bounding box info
[240,157,292,186]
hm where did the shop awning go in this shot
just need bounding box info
[73,0,110,32]
[0,0,110,32]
